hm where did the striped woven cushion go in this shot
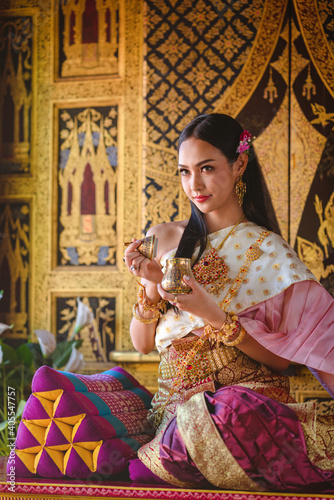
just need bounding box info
[11,366,153,479]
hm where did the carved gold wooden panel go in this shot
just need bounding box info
[54,0,123,80]
[293,0,334,295]
[0,12,36,174]
[0,0,142,355]
[54,103,119,267]
[0,198,30,338]
[51,290,122,372]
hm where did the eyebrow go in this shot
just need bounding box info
[178,159,215,168]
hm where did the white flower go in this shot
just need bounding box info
[0,344,3,364]
[0,323,13,336]
[64,346,84,373]
[72,298,94,338]
[34,329,57,357]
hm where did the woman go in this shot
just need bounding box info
[124,114,334,492]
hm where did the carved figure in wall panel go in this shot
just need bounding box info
[0,14,33,174]
[56,0,121,78]
[0,201,29,338]
[53,293,118,368]
[291,0,334,294]
[56,105,118,266]
[238,11,328,245]
[296,142,334,296]
[223,1,334,297]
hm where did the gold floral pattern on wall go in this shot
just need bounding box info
[292,0,334,294]
[142,0,285,233]
[251,16,327,244]
[55,105,118,267]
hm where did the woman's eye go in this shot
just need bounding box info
[201,165,213,172]
[179,169,189,176]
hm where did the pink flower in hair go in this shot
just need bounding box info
[236,130,254,155]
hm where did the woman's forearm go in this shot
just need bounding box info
[237,333,290,372]
[130,281,162,354]
[201,305,289,372]
[130,315,157,354]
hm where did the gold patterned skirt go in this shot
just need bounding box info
[138,336,334,492]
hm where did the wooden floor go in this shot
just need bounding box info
[1,457,334,500]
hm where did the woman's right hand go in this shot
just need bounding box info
[124,239,164,285]
[158,274,227,329]
[126,238,163,354]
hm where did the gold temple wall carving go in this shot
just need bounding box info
[0,0,333,398]
[0,199,30,338]
[55,103,120,267]
[0,11,36,174]
[59,0,121,78]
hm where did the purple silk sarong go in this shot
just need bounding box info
[159,386,334,492]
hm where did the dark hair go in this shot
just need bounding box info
[175,113,278,263]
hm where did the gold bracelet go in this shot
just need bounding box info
[222,311,240,335]
[219,311,241,342]
[222,325,246,346]
[203,311,245,346]
[132,303,159,324]
[137,282,168,314]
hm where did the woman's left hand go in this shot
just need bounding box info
[157,275,225,325]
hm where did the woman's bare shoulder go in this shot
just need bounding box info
[147,220,188,258]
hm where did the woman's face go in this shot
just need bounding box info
[178,137,244,217]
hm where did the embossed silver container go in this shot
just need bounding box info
[161,258,193,294]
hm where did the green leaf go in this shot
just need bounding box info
[74,339,83,349]
[0,421,7,431]
[16,344,34,367]
[51,340,77,369]
[26,343,44,368]
[16,399,26,419]
[0,341,18,366]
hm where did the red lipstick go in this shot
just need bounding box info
[194,195,211,203]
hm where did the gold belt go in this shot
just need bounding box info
[159,337,238,383]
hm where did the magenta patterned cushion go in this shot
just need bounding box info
[10,366,153,479]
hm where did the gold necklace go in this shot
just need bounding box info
[192,214,245,296]
[219,229,270,310]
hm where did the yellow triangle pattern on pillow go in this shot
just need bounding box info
[16,390,102,475]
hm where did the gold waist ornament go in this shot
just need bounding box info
[159,336,239,388]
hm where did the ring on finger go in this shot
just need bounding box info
[130,265,137,272]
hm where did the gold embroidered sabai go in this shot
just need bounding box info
[154,230,270,427]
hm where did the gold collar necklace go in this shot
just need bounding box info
[192,214,245,296]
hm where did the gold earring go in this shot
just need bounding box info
[236,176,246,206]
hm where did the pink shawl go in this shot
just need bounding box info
[239,280,334,397]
